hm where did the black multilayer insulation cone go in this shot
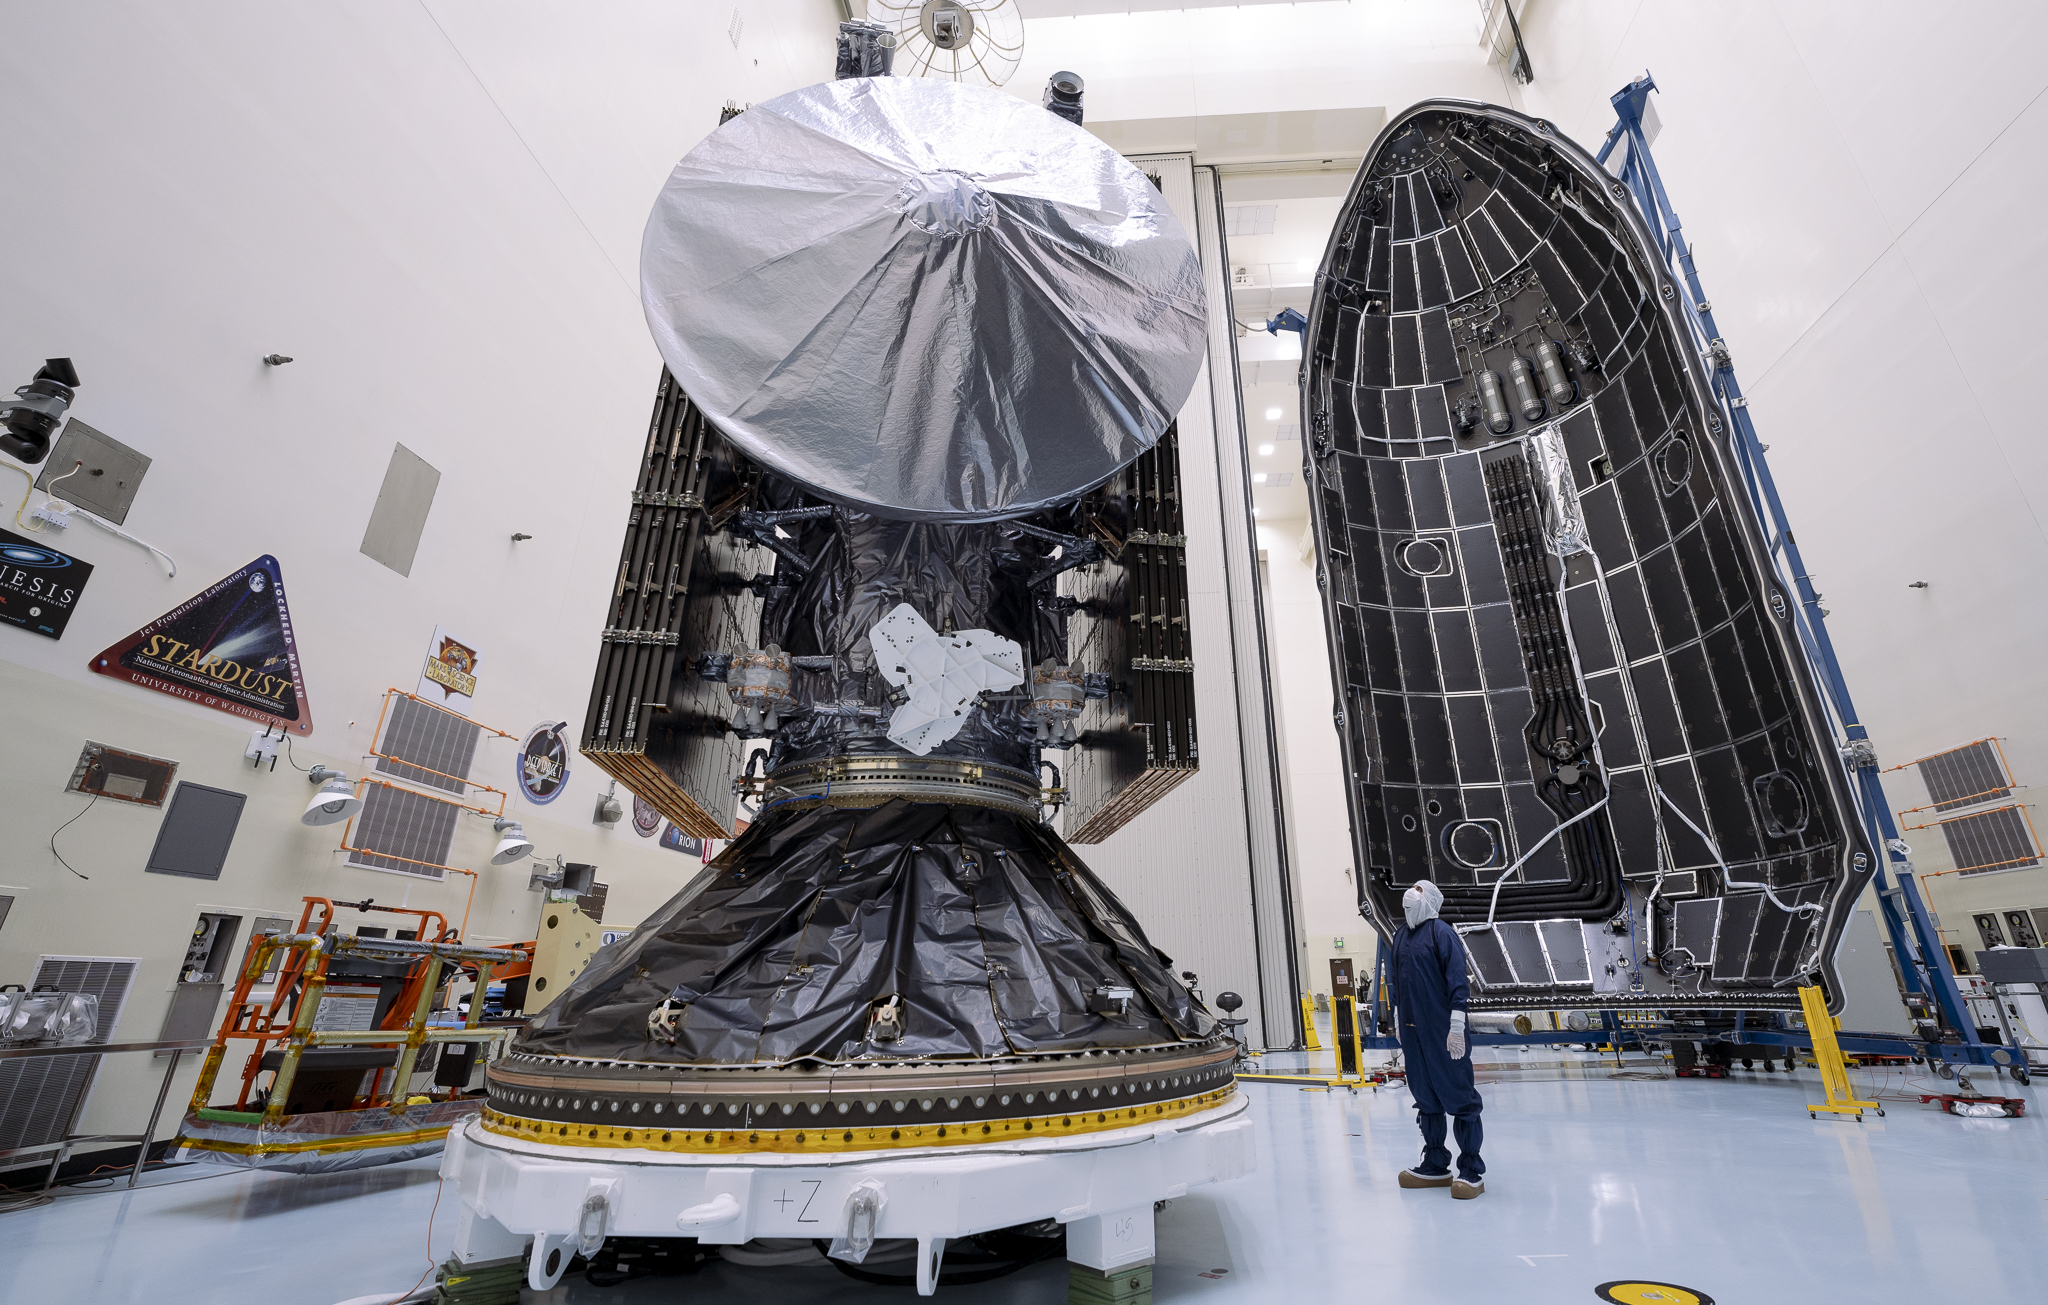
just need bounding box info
[520,799,1210,1063]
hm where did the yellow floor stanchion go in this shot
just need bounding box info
[1239,996,1377,1089]
[1800,984,1883,1122]
[1299,994,1322,1050]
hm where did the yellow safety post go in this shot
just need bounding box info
[1299,995,1322,1050]
[1799,985,1882,1122]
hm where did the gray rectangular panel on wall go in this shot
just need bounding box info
[1943,805,2040,875]
[1917,740,2013,811]
[347,783,459,880]
[36,419,152,525]
[156,981,225,1048]
[374,694,481,796]
[144,782,246,880]
[360,443,441,577]
[0,956,138,1155]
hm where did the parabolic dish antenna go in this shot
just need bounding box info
[639,76,1207,522]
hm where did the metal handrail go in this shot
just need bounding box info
[0,1038,210,1061]
[0,1038,215,1200]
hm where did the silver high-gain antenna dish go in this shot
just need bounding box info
[639,76,1206,522]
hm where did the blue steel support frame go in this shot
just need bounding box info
[1595,73,1993,1067]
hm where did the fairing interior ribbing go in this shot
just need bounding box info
[1301,101,1873,1009]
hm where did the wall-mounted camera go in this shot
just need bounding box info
[1,359,79,465]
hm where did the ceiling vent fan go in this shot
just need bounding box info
[870,0,1025,88]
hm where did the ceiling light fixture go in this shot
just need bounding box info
[1253,473,1268,484]
[1264,407,1282,420]
[300,766,362,826]
[1258,443,1274,456]
[490,817,535,866]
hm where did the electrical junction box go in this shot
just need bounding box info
[530,903,600,1012]
[67,740,177,805]
[35,419,151,526]
[1976,948,2048,985]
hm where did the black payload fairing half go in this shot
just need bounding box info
[1301,102,1874,1012]
[482,76,1238,1160]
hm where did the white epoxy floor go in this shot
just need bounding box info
[3,1050,2041,1304]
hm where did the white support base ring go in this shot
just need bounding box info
[440,1095,1254,1296]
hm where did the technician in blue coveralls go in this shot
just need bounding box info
[1388,879,1485,1198]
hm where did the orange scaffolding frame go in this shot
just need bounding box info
[189,897,525,1124]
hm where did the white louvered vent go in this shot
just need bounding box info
[0,956,139,1154]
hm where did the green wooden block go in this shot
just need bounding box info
[434,1255,524,1305]
[1070,1261,1154,1305]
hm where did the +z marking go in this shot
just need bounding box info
[773,1180,824,1222]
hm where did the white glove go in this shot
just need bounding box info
[1447,1009,1467,1061]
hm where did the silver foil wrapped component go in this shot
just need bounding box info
[639,76,1207,522]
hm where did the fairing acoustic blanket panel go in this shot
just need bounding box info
[1301,101,1873,1012]
[639,76,1208,522]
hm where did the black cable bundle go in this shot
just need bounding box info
[582,1237,717,1287]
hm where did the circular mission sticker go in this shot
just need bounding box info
[517,721,571,804]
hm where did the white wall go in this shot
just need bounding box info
[1010,2,1522,120]
[1257,518,1363,999]
[1510,0,2048,938]
[0,1,839,1142]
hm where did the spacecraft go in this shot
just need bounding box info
[441,73,1250,1295]
[1299,101,1875,1013]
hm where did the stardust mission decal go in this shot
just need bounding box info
[90,555,314,733]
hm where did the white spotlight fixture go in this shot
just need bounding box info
[490,817,535,866]
[301,766,362,826]
[1258,443,1274,456]
[1264,407,1282,420]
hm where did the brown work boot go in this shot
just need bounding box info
[1452,1177,1484,1199]
[1398,1168,1454,1189]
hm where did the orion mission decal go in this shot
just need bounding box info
[90,554,314,734]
